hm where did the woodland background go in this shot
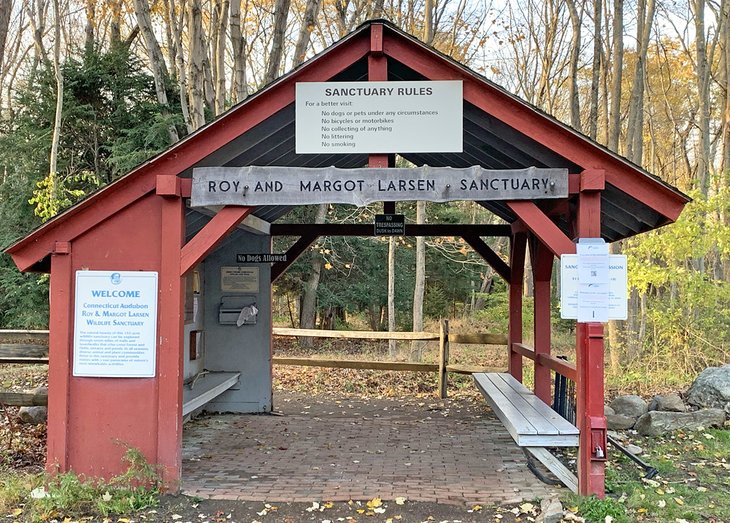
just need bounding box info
[0,0,728,386]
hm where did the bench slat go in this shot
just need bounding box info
[488,373,561,435]
[474,374,537,445]
[473,372,578,447]
[496,374,579,436]
[183,371,240,416]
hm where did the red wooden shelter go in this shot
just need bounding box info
[6,21,689,497]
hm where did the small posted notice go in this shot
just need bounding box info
[73,271,158,378]
[295,81,463,154]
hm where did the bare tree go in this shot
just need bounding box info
[299,204,328,346]
[264,0,292,84]
[230,0,248,102]
[565,0,583,132]
[0,0,12,89]
[48,0,63,210]
[607,0,623,152]
[212,0,229,115]
[293,0,322,66]
[412,200,426,360]
[188,0,206,130]
[133,0,179,141]
[388,236,396,356]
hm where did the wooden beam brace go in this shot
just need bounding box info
[507,201,576,256]
[271,234,318,283]
[462,235,510,282]
[180,207,251,276]
[270,223,512,237]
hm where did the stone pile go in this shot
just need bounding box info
[605,364,729,436]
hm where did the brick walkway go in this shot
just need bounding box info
[181,392,560,505]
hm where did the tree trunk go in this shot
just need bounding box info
[299,204,328,347]
[49,0,63,215]
[230,0,248,102]
[293,0,322,67]
[589,0,601,138]
[388,236,396,356]
[694,0,712,197]
[188,0,206,130]
[0,0,11,85]
[264,0,291,85]
[625,0,655,164]
[134,0,179,142]
[608,0,624,152]
[424,0,434,44]
[166,0,192,132]
[213,0,229,115]
[412,200,426,361]
[566,0,583,132]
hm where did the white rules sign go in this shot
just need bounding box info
[73,271,158,378]
[191,165,569,207]
[295,81,463,153]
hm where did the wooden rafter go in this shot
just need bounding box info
[271,234,319,282]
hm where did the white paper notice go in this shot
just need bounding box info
[73,271,158,378]
[576,238,610,322]
[560,255,627,320]
[295,81,463,154]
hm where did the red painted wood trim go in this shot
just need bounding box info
[580,169,605,191]
[381,31,687,221]
[578,191,602,239]
[8,31,371,269]
[179,179,192,198]
[537,354,578,382]
[46,248,73,473]
[462,235,510,281]
[157,197,185,487]
[531,238,553,404]
[156,175,180,196]
[180,207,252,276]
[370,23,384,54]
[9,177,157,271]
[507,201,576,256]
[508,232,526,381]
[511,342,535,360]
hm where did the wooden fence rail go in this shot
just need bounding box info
[1,325,508,405]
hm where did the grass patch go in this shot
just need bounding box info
[569,427,730,522]
[0,448,160,522]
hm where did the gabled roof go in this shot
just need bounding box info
[7,20,689,272]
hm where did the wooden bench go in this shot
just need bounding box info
[183,371,240,418]
[473,372,579,492]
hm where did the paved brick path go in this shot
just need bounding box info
[182,392,559,505]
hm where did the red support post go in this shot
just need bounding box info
[508,230,527,381]
[531,237,553,404]
[157,195,185,487]
[46,242,73,473]
[575,169,606,497]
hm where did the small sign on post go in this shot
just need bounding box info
[374,214,405,236]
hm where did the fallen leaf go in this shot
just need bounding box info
[395,497,406,505]
[366,497,382,509]
[102,491,112,502]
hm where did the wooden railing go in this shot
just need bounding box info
[1,324,508,404]
[511,342,577,381]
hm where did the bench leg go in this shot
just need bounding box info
[526,447,578,493]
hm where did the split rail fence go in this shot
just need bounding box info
[0,322,508,406]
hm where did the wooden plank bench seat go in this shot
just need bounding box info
[183,371,240,417]
[473,372,579,492]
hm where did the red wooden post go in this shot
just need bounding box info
[531,238,553,404]
[575,169,606,497]
[157,194,185,486]
[46,242,73,473]
[508,229,527,381]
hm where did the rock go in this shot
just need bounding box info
[625,443,643,455]
[537,496,564,523]
[634,409,726,436]
[687,365,730,414]
[604,405,615,416]
[649,393,686,412]
[606,414,636,430]
[18,406,47,424]
[610,394,648,418]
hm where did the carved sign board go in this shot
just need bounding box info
[191,166,569,208]
[295,81,463,153]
